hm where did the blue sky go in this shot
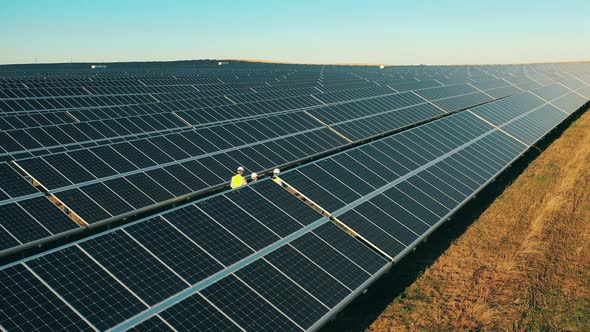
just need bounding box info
[1,0,589,65]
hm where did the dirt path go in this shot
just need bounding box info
[368,110,590,331]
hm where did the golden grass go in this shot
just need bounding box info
[368,109,590,331]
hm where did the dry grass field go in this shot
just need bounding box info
[368,110,590,331]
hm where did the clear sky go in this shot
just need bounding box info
[1,0,589,65]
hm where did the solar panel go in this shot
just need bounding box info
[531,84,571,101]
[501,104,568,145]
[103,177,155,209]
[16,197,78,234]
[0,264,94,331]
[290,232,371,289]
[144,168,192,196]
[235,258,329,329]
[224,187,304,237]
[0,163,38,198]
[111,142,157,168]
[198,196,281,250]
[80,183,134,217]
[16,158,73,189]
[126,172,175,202]
[126,216,224,284]
[79,230,189,305]
[180,159,224,185]
[433,92,493,112]
[200,275,302,331]
[90,145,139,173]
[264,245,350,308]
[67,149,118,178]
[552,92,588,114]
[352,201,418,245]
[165,205,255,266]
[249,179,323,226]
[26,246,148,330]
[470,92,545,125]
[280,170,345,211]
[0,202,52,244]
[158,294,241,331]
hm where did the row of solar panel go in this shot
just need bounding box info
[0,78,318,106]
[281,110,503,213]
[279,89,588,261]
[177,81,515,131]
[0,75,383,111]
[13,111,325,188]
[148,82,393,105]
[469,78,510,90]
[0,82,493,160]
[308,91,429,124]
[331,103,444,141]
[0,89,331,131]
[482,85,523,99]
[308,82,527,141]
[0,94,158,113]
[0,112,189,154]
[0,109,77,129]
[310,81,381,93]
[174,95,322,125]
[0,78,326,98]
[0,76,320,92]
[0,82,350,114]
[0,76,227,86]
[0,87,91,98]
[0,179,388,331]
[336,96,583,260]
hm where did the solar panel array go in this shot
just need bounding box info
[0,61,589,331]
[2,62,585,256]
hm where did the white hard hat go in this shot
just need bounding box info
[273,168,280,175]
[237,166,244,172]
[251,172,258,179]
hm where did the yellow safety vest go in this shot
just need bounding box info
[231,175,247,189]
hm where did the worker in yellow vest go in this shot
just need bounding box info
[231,166,247,189]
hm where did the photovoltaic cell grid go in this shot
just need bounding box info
[0,62,589,331]
[1,63,559,255]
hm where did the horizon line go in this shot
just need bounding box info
[1,57,589,67]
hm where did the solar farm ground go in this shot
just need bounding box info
[363,108,590,331]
